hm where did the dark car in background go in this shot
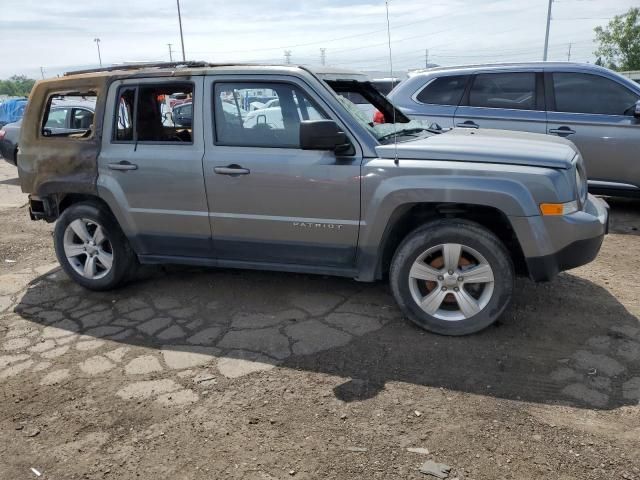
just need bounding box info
[1,101,95,165]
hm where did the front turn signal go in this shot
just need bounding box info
[540,201,578,216]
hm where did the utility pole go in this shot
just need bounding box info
[176,0,186,61]
[543,0,553,61]
[39,67,45,79]
[567,42,572,62]
[93,38,102,67]
[320,48,326,66]
[425,48,429,68]
[284,50,292,65]
[168,43,174,62]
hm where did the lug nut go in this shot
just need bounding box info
[454,287,459,292]
[441,286,447,291]
[437,275,444,281]
[457,277,463,282]
[448,270,453,275]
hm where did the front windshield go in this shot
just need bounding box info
[335,94,432,143]
[327,80,437,144]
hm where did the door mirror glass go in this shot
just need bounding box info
[300,120,350,152]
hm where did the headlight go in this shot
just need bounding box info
[575,163,588,207]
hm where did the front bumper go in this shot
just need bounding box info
[524,194,609,282]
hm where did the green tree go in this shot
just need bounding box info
[0,75,36,97]
[594,7,640,71]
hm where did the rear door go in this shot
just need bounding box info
[546,70,640,190]
[454,70,546,133]
[98,77,211,258]
[202,75,361,270]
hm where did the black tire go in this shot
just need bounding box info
[390,219,514,336]
[54,201,136,291]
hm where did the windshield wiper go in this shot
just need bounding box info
[377,127,430,142]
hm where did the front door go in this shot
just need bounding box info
[546,71,640,190]
[202,76,361,269]
[454,71,547,134]
[98,77,211,258]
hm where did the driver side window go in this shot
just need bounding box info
[213,82,327,148]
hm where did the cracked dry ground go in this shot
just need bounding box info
[0,189,639,476]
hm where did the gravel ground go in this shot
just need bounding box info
[0,161,639,480]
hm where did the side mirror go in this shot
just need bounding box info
[634,100,640,119]
[300,120,350,152]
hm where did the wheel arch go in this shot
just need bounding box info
[360,202,527,281]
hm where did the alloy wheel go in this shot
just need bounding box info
[408,243,495,321]
[63,218,114,280]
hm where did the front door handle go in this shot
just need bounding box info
[456,121,479,129]
[214,164,250,176]
[108,161,138,171]
[549,126,576,135]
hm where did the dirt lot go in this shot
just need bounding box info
[0,160,639,480]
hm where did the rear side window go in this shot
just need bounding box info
[71,108,94,130]
[41,93,97,138]
[552,72,639,115]
[213,82,327,148]
[416,75,468,105]
[112,82,194,143]
[469,73,536,110]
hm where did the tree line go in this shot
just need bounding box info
[0,75,36,97]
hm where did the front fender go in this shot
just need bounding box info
[355,161,554,281]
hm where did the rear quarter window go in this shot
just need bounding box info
[415,75,468,105]
[41,92,97,138]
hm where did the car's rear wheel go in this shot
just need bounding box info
[54,201,135,291]
[390,219,514,335]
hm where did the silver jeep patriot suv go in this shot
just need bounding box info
[17,62,609,335]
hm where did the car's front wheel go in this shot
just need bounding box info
[390,219,514,335]
[54,201,135,291]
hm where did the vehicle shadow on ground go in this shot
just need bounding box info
[0,176,20,186]
[605,196,640,236]
[11,265,640,411]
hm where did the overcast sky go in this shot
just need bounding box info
[0,0,637,79]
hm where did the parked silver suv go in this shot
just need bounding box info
[17,62,608,335]
[389,62,640,197]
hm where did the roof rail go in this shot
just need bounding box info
[64,61,213,77]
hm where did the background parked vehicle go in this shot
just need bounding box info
[0,97,27,129]
[388,62,640,197]
[0,121,21,164]
[1,100,95,165]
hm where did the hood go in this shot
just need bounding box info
[375,128,578,169]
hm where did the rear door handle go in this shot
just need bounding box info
[456,121,479,129]
[549,127,576,135]
[108,161,138,171]
[214,164,250,175]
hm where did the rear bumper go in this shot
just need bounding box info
[523,195,609,282]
